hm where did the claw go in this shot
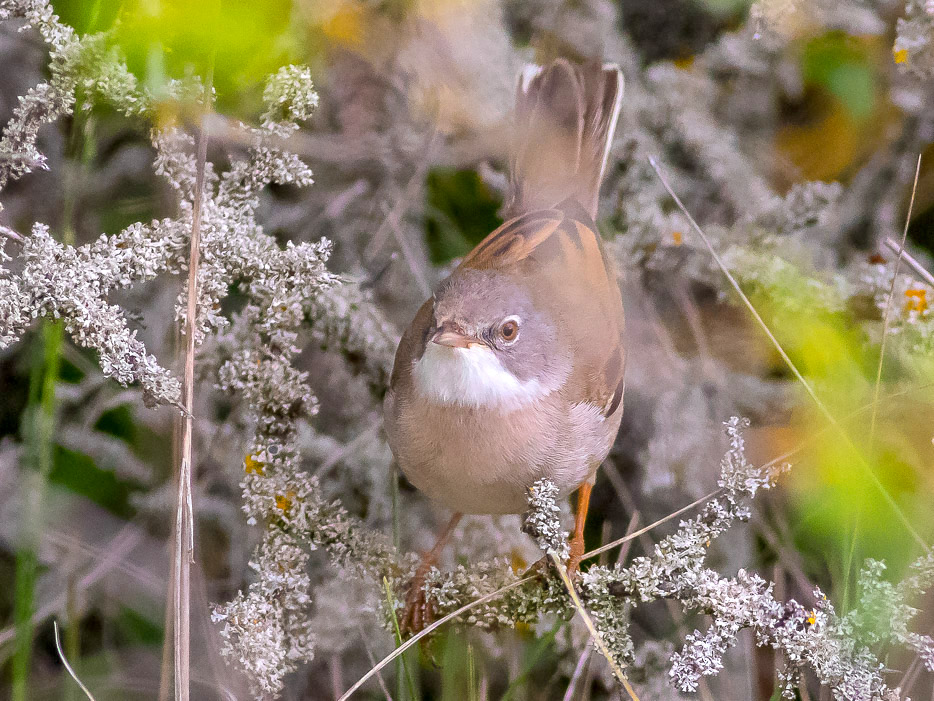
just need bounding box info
[401,564,434,635]
[521,554,551,578]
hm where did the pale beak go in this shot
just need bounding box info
[432,330,476,348]
[431,321,489,348]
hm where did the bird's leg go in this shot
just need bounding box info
[402,512,462,635]
[567,482,592,575]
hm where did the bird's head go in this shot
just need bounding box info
[412,269,571,409]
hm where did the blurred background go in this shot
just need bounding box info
[1,0,934,698]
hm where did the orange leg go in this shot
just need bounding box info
[567,482,592,575]
[401,512,462,634]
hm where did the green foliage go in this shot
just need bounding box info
[730,248,934,589]
[802,32,879,122]
[499,622,562,700]
[52,0,301,113]
[425,168,502,265]
[49,446,139,518]
[115,607,163,646]
[93,404,136,441]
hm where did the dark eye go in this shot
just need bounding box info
[499,317,520,343]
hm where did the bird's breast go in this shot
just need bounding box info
[411,342,554,410]
[384,382,615,515]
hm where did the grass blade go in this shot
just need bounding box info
[53,621,96,701]
[172,70,212,701]
[869,154,922,450]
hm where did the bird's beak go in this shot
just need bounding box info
[431,323,485,349]
[431,330,475,348]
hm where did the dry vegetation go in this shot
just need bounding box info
[2,0,934,699]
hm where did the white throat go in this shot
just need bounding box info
[412,342,549,410]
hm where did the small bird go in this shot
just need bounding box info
[384,58,626,632]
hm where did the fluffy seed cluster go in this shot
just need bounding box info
[4,0,934,698]
[522,478,570,560]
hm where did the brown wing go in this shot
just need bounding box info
[389,296,433,391]
[460,209,565,270]
[550,205,625,418]
[462,201,625,417]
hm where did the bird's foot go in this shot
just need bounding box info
[401,563,435,635]
[566,533,585,578]
[521,555,551,578]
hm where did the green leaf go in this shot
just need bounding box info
[52,0,302,115]
[49,446,139,518]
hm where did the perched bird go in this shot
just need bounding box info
[384,58,626,631]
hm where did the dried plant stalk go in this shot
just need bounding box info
[172,84,211,701]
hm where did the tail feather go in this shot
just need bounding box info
[506,59,623,220]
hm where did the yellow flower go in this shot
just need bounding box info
[894,48,909,65]
[807,611,816,625]
[904,288,928,314]
[275,490,297,514]
[672,231,684,246]
[673,56,695,71]
[244,454,264,475]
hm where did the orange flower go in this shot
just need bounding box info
[672,231,683,246]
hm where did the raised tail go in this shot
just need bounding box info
[505,59,623,221]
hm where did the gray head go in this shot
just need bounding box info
[427,268,569,387]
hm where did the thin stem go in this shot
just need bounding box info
[389,466,406,700]
[11,323,61,701]
[11,94,92,701]
[883,237,934,289]
[549,553,639,700]
[383,577,417,701]
[65,573,80,701]
[869,154,922,451]
[562,646,592,701]
[53,621,96,701]
[0,223,24,241]
[173,73,211,701]
[356,623,395,701]
[582,488,720,562]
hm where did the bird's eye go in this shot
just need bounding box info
[498,317,520,343]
